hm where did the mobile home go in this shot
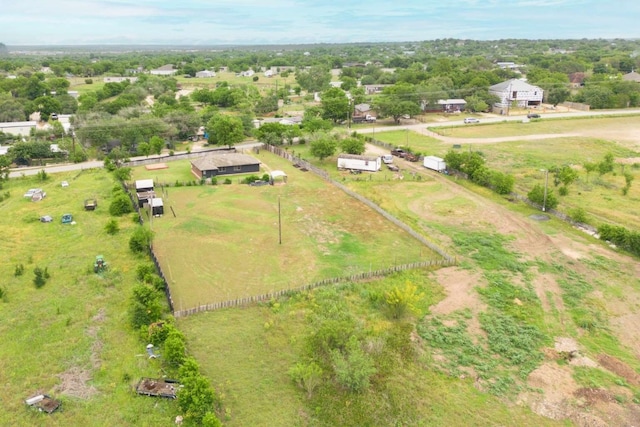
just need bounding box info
[337,154,381,172]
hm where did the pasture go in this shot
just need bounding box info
[130,151,441,311]
[372,117,640,230]
[0,169,176,426]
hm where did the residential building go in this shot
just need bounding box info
[489,79,543,112]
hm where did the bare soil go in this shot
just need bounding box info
[364,118,640,425]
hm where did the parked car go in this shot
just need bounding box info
[464,117,480,124]
[527,113,541,119]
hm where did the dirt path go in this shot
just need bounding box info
[364,140,640,425]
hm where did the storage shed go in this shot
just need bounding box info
[135,179,154,207]
[150,197,164,216]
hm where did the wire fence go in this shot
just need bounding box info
[122,142,458,318]
[173,258,454,318]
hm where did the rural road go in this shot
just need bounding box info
[8,141,263,178]
[9,109,640,178]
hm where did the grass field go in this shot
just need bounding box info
[371,118,640,230]
[179,271,566,427]
[131,151,441,310]
[0,170,177,426]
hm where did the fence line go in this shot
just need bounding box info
[122,146,236,168]
[121,181,176,312]
[263,144,454,262]
[173,144,458,318]
[173,258,454,318]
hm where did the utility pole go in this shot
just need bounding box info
[541,169,549,212]
[278,196,282,244]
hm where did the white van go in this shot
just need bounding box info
[381,154,394,164]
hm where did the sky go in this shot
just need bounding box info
[1,0,639,46]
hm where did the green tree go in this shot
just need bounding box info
[340,137,365,155]
[130,284,163,329]
[598,152,615,175]
[320,87,349,123]
[109,193,133,216]
[164,330,186,368]
[178,371,219,425]
[129,226,153,253]
[528,184,558,210]
[309,134,337,161]
[295,65,331,92]
[149,136,165,155]
[206,114,244,148]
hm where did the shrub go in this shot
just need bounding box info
[33,266,48,288]
[129,226,154,254]
[14,264,25,277]
[568,207,588,223]
[70,150,88,163]
[558,185,569,196]
[85,78,93,84]
[109,194,133,216]
[527,184,558,210]
[105,219,119,234]
[113,166,132,181]
[37,169,49,181]
[130,284,163,329]
[223,178,232,185]
[330,336,376,392]
[136,263,156,282]
[289,362,323,398]
[164,330,187,368]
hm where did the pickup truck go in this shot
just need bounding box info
[390,148,418,162]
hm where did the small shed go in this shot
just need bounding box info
[270,170,288,184]
[135,179,154,207]
[150,197,164,216]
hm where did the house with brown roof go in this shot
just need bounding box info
[622,71,640,83]
[191,153,261,179]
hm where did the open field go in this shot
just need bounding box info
[132,151,441,310]
[0,170,177,426]
[371,117,640,230]
[179,271,565,427]
[179,152,640,424]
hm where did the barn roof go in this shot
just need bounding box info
[191,153,260,171]
[135,179,154,190]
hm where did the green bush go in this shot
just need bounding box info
[109,194,133,216]
[105,219,119,234]
[223,178,232,185]
[33,266,48,288]
[129,226,154,254]
[527,184,558,210]
[568,207,588,223]
[14,264,24,277]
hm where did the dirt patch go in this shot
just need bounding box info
[533,273,565,313]
[54,367,98,399]
[598,355,640,386]
[430,267,487,338]
[521,362,578,420]
[574,387,615,405]
[610,313,640,358]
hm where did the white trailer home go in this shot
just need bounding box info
[423,156,446,172]
[337,154,381,172]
